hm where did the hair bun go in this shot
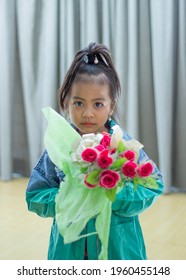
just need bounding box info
[83,54,98,64]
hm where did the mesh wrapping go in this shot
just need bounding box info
[43,107,112,260]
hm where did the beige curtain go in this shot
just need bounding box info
[0,0,186,193]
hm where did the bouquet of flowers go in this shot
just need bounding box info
[42,107,159,260]
[71,127,158,202]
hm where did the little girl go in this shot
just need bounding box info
[26,42,164,260]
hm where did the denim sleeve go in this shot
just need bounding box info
[26,150,65,218]
[112,145,164,217]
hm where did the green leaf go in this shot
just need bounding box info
[105,187,117,202]
[85,169,101,185]
[143,177,158,189]
[134,176,158,189]
[80,166,89,173]
[116,180,124,189]
[110,157,127,170]
[117,141,125,153]
[133,178,139,191]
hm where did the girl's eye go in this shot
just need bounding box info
[74,101,83,107]
[95,102,104,108]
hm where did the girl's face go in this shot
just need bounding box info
[66,82,115,135]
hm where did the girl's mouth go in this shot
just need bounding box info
[81,123,95,126]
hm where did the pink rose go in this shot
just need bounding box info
[110,148,116,154]
[100,133,111,148]
[137,162,153,177]
[95,144,105,152]
[84,175,97,188]
[100,170,120,189]
[122,161,137,178]
[81,148,97,162]
[97,150,113,168]
[121,150,135,161]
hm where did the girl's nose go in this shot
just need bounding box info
[82,107,94,118]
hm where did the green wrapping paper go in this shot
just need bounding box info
[42,107,112,260]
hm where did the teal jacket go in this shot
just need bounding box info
[26,121,164,260]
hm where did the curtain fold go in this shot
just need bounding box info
[0,0,15,179]
[150,0,178,191]
[114,0,128,129]
[173,0,186,190]
[16,0,59,170]
[0,0,185,192]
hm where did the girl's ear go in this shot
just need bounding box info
[63,102,70,120]
[63,99,69,114]
[110,100,116,115]
[65,110,69,118]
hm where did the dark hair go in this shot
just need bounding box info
[58,42,121,117]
